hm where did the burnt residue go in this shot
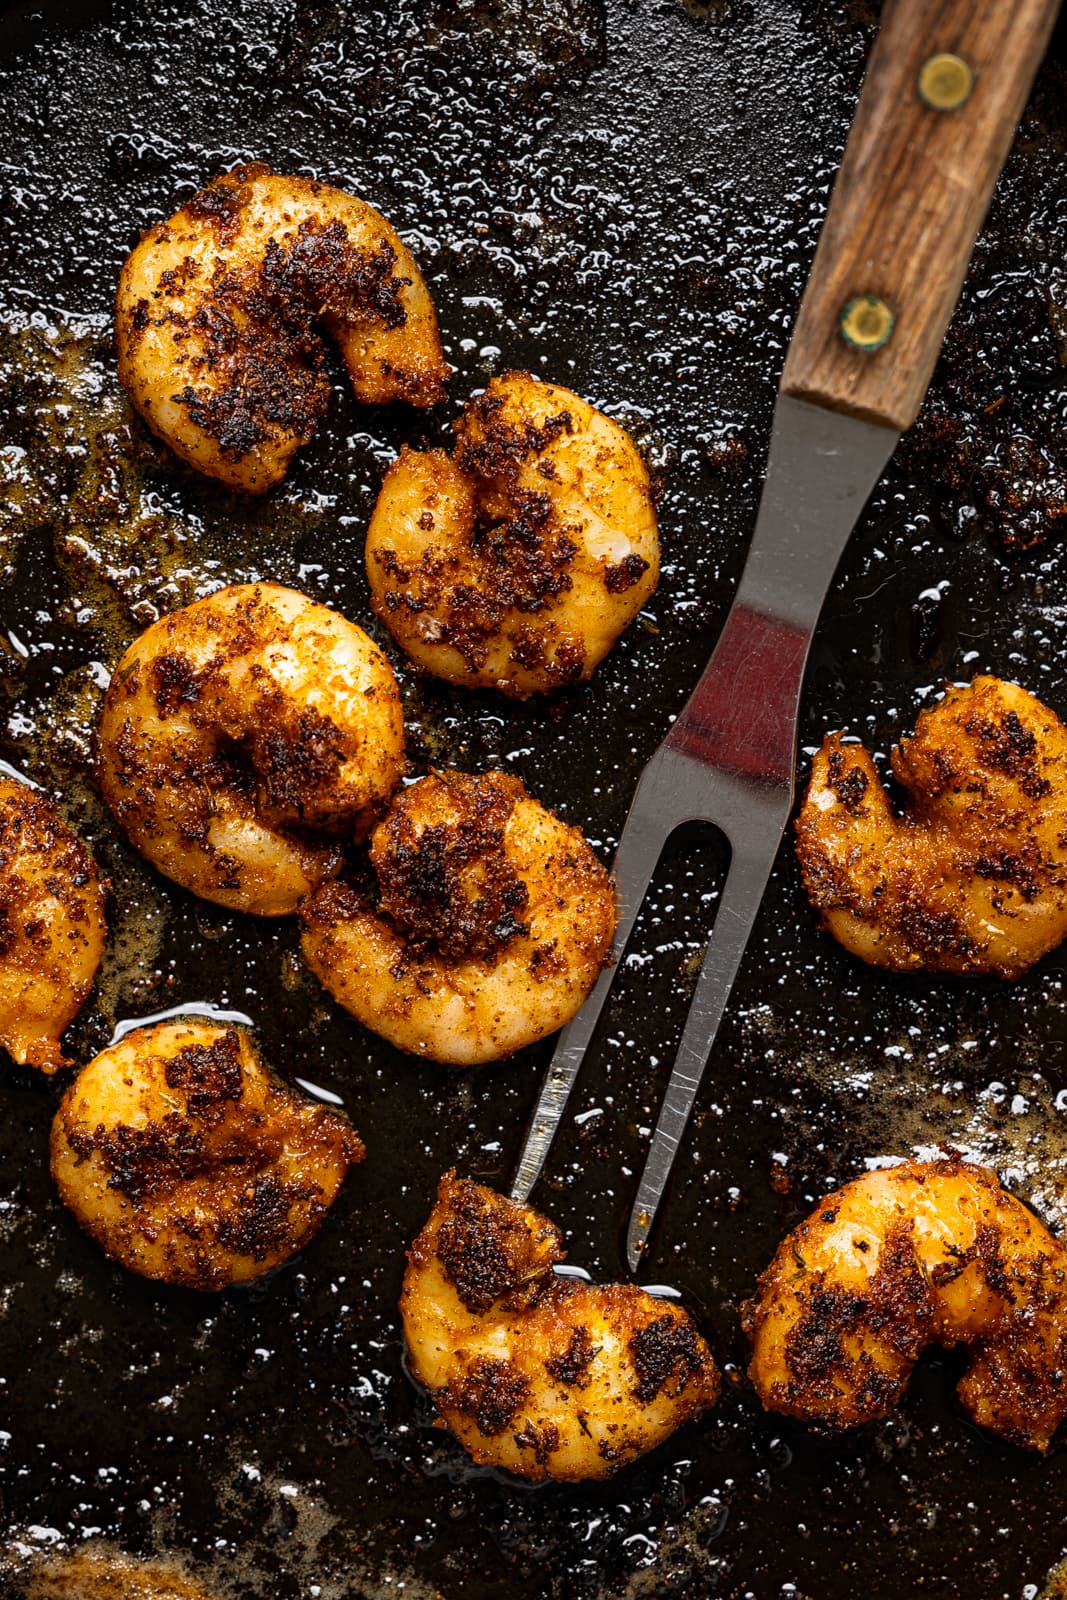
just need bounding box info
[66,1109,211,1208]
[603,554,650,595]
[826,747,868,813]
[162,1030,245,1119]
[2,0,1067,1597]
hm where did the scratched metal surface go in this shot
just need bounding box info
[1,1,1067,1596]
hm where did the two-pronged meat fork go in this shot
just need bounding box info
[511,0,1061,1271]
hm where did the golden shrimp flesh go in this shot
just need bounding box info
[50,1019,363,1290]
[299,768,615,1064]
[745,1157,1067,1450]
[19,1550,216,1600]
[97,582,405,916]
[795,676,1067,977]
[401,1173,720,1481]
[116,163,449,492]
[0,773,106,1072]
[365,371,660,697]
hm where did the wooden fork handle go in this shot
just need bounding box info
[781,0,1060,432]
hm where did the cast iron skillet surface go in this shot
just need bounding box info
[1,1,1067,1595]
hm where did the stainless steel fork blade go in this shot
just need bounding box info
[511,397,898,1258]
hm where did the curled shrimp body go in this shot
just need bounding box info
[745,1158,1067,1450]
[796,677,1067,977]
[97,583,405,916]
[116,163,449,492]
[0,774,106,1072]
[365,371,660,697]
[401,1173,720,1481]
[50,1020,363,1290]
[299,768,615,1064]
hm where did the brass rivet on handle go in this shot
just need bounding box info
[917,52,974,111]
[840,295,895,351]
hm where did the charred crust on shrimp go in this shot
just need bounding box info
[796,677,1067,977]
[373,770,531,961]
[629,1315,708,1404]
[433,1172,565,1313]
[440,1356,531,1437]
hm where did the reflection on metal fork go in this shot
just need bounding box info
[511,395,898,1270]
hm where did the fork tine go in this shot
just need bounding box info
[625,837,779,1272]
[509,795,669,1202]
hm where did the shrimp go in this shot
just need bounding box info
[299,768,615,1064]
[116,163,449,493]
[401,1173,719,1481]
[19,1549,215,1600]
[97,582,405,916]
[364,371,660,697]
[0,773,106,1072]
[795,676,1067,977]
[745,1157,1067,1450]
[50,1019,363,1290]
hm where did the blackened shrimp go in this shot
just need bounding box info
[20,1549,216,1600]
[97,583,405,916]
[299,769,615,1064]
[0,773,106,1071]
[796,676,1067,977]
[745,1157,1067,1450]
[401,1173,719,1481]
[50,1020,363,1290]
[365,372,660,697]
[116,163,449,492]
